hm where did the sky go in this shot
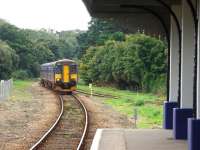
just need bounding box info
[0,0,91,31]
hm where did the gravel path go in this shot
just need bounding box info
[0,83,60,150]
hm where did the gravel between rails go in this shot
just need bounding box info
[36,95,85,150]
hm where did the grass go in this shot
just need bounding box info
[77,82,165,128]
[13,80,34,89]
[11,80,34,101]
[11,79,164,128]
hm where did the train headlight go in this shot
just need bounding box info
[56,78,61,81]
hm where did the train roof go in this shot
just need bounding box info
[41,59,76,67]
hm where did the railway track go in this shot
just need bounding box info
[76,90,118,99]
[30,94,88,150]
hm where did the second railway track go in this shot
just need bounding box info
[30,93,88,150]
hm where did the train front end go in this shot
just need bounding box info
[54,60,78,92]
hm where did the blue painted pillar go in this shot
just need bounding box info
[187,0,200,149]
[163,101,178,129]
[173,0,195,140]
[173,108,193,139]
[188,118,200,150]
[163,5,181,130]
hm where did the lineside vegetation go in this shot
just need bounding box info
[0,17,167,128]
[80,34,167,94]
[77,82,164,128]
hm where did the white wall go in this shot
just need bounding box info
[181,0,195,108]
[169,5,182,102]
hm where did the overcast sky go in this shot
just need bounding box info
[0,0,91,31]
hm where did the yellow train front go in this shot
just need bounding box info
[40,59,78,93]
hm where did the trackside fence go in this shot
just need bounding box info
[0,79,13,101]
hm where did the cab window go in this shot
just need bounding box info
[54,65,62,74]
[70,64,77,74]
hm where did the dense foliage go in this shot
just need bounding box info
[0,18,167,94]
[0,40,18,79]
[80,34,167,93]
[0,19,80,79]
[76,18,126,58]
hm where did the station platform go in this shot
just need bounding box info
[90,129,187,150]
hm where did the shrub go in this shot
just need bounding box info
[0,40,19,79]
[12,70,29,80]
[135,99,145,106]
[80,33,167,94]
[151,75,167,95]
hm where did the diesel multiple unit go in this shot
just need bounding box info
[40,59,78,93]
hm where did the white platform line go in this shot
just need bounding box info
[90,129,103,150]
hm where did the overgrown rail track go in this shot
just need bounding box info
[30,93,88,150]
[76,90,118,98]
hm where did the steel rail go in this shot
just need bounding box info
[72,93,89,150]
[30,94,89,150]
[76,90,118,99]
[30,95,64,150]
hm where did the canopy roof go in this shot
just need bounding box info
[82,0,183,38]
[83,0,181,17]
[41,59,76,67]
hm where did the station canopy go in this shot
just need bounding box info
[82,0,181,36]
[83,0,180,16]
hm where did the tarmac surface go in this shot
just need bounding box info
[90,129,187,150]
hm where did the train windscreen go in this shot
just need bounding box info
[70,64,77,74]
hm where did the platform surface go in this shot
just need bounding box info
[90,129,187,150]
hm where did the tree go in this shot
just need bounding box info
[0,19,81,78]
[77,18,125,58]
[0,40,19,79]
[80,34,167,93]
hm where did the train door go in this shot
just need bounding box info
[63,65,69,83]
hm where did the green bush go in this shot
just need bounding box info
[12,70,29,80]
[0,40,19,79]
[80,34,167,94]
[135,99,145,106]
[151,75,167,95]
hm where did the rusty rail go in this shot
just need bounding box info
[30,94,89,150]
[76,90,118,99]
[30,95,64,150]
[72,93,89,150]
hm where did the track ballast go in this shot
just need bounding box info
[30,94,88,150]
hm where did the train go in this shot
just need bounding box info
[40,59,78,93]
